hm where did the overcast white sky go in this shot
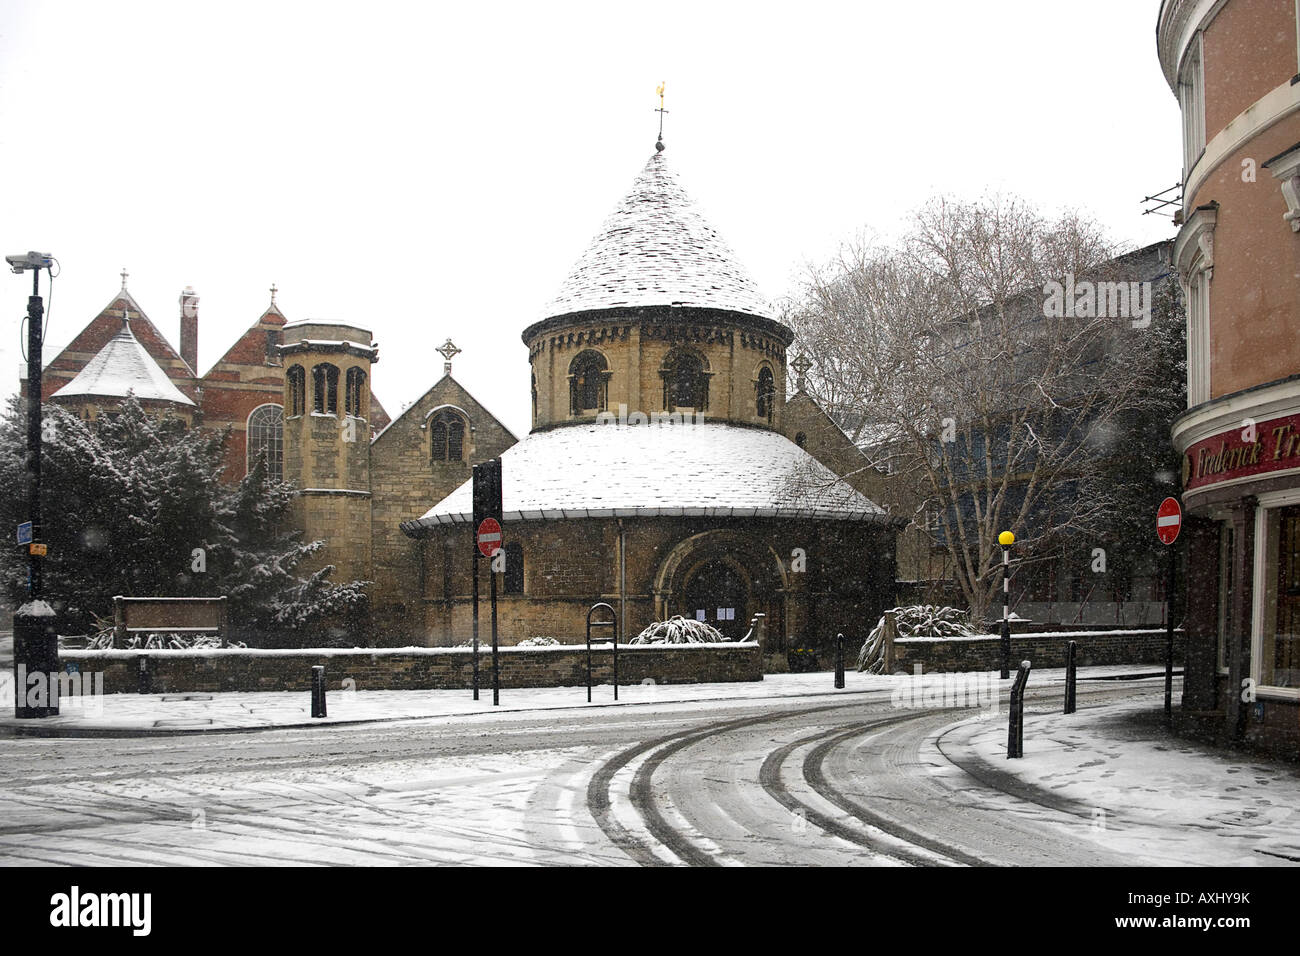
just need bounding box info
[0,1,1180,438]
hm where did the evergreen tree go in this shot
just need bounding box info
[0,396,368,640]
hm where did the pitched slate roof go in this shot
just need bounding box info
[402,420,886,533]
[51,322,196,406]
[539,151,775,321]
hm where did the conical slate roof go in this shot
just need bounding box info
[51,322,195,406]
[539,150,774,321]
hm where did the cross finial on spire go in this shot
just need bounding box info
[436,337,462,376]
[120,267,129,292]
[269,283,278,306]
[655,82,668,152]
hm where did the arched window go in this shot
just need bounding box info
[503,542,524,594]
[312,363,339,414]
[661,348,709,411]
[286,365,305,417]
[247,404,284,480]
[755,365,775,422]
[569,350,609,416]
[345,367,366,417]
[430,409,467,463]
[531,373,538,423]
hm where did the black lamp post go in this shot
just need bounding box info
[7,251,58,718]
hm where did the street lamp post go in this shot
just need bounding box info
[998,531,1015,680]
[7,251,58,718]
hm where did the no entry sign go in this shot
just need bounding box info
[1156,497,1182,545]
[476,517,502,557]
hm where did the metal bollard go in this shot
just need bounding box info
[1007,659,1031,758]
[137,655,152,695]
[834,633,845,689]
[311,665,327,718]
[1064,640,1077,715]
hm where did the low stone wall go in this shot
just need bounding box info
[892,629,1184,673]
[59,642,763,694]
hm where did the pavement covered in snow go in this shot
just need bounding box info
[1,665,1155,735]
[937,697,1300,866]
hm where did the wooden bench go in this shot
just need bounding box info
[112,596,228,647]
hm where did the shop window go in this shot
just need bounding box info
[1217,522,1236,674]
[1258,504,1300,689]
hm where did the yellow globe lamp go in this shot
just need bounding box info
[998,531,1015,547]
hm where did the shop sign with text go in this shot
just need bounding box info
[1184,412,1300,492]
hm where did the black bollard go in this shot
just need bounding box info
[311,665,327,718]
[1064,640,1077,715]
[13,599,59,718]
[137,655,152,695]
[1007,659,1031,758]
[834,633,845,689]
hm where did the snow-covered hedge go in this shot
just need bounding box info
[856,605,977,673]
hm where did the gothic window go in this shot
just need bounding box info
[430,410,467,463]
[286,365,305,417]
[755,365,775,422]
[247,404,284,480]
[661,348,709,411]
[312,363,339,414]
[504,542,524,594]
[345,367,367,417]
[569,350,609,415]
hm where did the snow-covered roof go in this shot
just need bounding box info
[51,322,195,406]
[403,421,886,532]
[538,150,775,322]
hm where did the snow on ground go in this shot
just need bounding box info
[0,665,1161,734]
[937,696,1300,866]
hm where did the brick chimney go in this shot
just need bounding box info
[179,286,199,372]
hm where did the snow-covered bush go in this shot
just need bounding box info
[516,636,561,647]
[630,616,726,645]
[856,605,977,673]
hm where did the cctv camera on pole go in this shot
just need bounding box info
[8,250,58,718]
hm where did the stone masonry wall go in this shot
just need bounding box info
[61,642,762,694]
[892,629,1185,672]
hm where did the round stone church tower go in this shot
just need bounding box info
[404,142,896,651]
[525,149,792,433]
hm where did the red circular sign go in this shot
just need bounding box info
[1156,497,1182,545]
[476,517,502,557]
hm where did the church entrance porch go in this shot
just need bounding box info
[681,558,750,641]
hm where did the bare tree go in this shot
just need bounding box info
[788,194,1168,625]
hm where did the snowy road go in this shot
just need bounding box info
[0,678,1284,866]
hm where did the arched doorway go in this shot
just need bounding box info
[681,558,750,641]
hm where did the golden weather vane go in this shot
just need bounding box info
[655,81,668,150]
